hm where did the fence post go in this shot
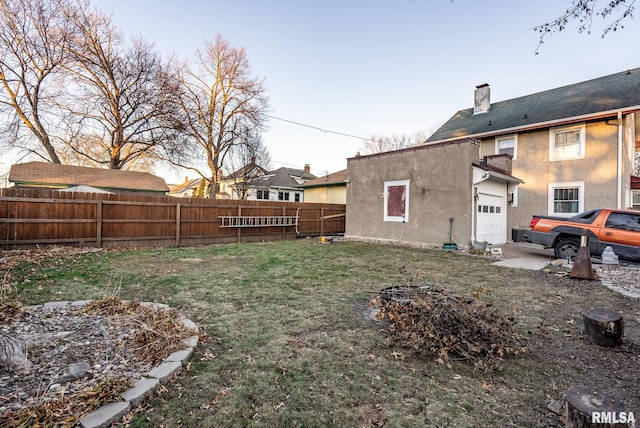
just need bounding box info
[320,206,325,237]
[176,203,181,247]
[282,206,286,240]
[96,201,103,247]
[237,205,242,243]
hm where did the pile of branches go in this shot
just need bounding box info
[372,285,528,371]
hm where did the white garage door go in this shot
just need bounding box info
[477,194,504,244]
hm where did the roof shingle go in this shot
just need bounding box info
[9,162,169,193]
[427,67,640,142]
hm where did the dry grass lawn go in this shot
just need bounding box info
[2,239,639,427]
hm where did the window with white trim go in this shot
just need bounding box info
[278,191,290,201]
[548,182,584,215]
[384,180,410,222]
[632,192,640,210]
[549,125,585,161]
[496,135,517,158]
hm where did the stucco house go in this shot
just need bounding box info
[9,162,169,195]
[346,68,640,249]
[345,140,522,248]
[426,67,640,235]
[300,169,347,204]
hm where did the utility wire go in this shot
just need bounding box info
[265,114,378,143]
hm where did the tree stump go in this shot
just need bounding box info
[0,331,32,373]
[565,386,633,427]
[582,308,623,347]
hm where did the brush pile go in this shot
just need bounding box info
[371,284,528,370]
[79,297,199,365]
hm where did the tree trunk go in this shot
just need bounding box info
[582,308,624,347]
[565,386,632,427]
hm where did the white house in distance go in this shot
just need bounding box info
[169,163,317,201]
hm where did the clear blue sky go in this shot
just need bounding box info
[3,1,639,183]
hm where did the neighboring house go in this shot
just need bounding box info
[300,169,348,204]
[219,158,269,200]
[242,165,316,202]
[169,177,202,198]
[426,68,640,236]
[169,162,316,201]
[345,140,522,248]
[169,170,232,199]
[8,162,169,194]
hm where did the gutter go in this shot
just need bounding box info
[301,181,347,189]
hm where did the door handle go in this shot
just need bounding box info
[604,231,613,236]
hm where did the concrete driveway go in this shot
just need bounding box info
[491,242,556,270]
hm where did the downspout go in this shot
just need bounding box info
[617,111,623,209]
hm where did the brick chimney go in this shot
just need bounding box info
[304,164,310,174]
[474,83,490,114]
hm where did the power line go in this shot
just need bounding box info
[265,114,377,143]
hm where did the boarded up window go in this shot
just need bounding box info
[384,180,410,222]
[387,185,406,217]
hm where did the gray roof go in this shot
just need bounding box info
[426,67,640,142]
[253,167,316,189]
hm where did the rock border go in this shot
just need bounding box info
[596,267,640,300]
[22,300,198,428]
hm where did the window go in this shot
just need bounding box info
[548,182,584,216]
[256,190,269,200]
[478,205,501,214]
[294,193,300,202]
[496,135,516,158]
[384,180,410,222]
[632,192,640,210]
[605,212,640,232]
[549,125,585,161]
[278,191,290,201]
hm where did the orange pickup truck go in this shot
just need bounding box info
[512,209,640,262]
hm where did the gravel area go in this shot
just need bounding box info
[595,263,640,299]
[0,304,153,418]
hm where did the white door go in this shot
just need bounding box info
[476,193,504,244]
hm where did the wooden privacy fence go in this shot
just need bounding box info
[0,188,346,249]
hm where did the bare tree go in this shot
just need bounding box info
[362,130,429,155]
[534,0,636,52]
[223,129,270,199]
[0,0,82,163]
[61,8,179,170]
[171,35,269,199]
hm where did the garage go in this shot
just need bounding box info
[476,193,505,245]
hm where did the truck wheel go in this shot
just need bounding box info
[554,239,580,260]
